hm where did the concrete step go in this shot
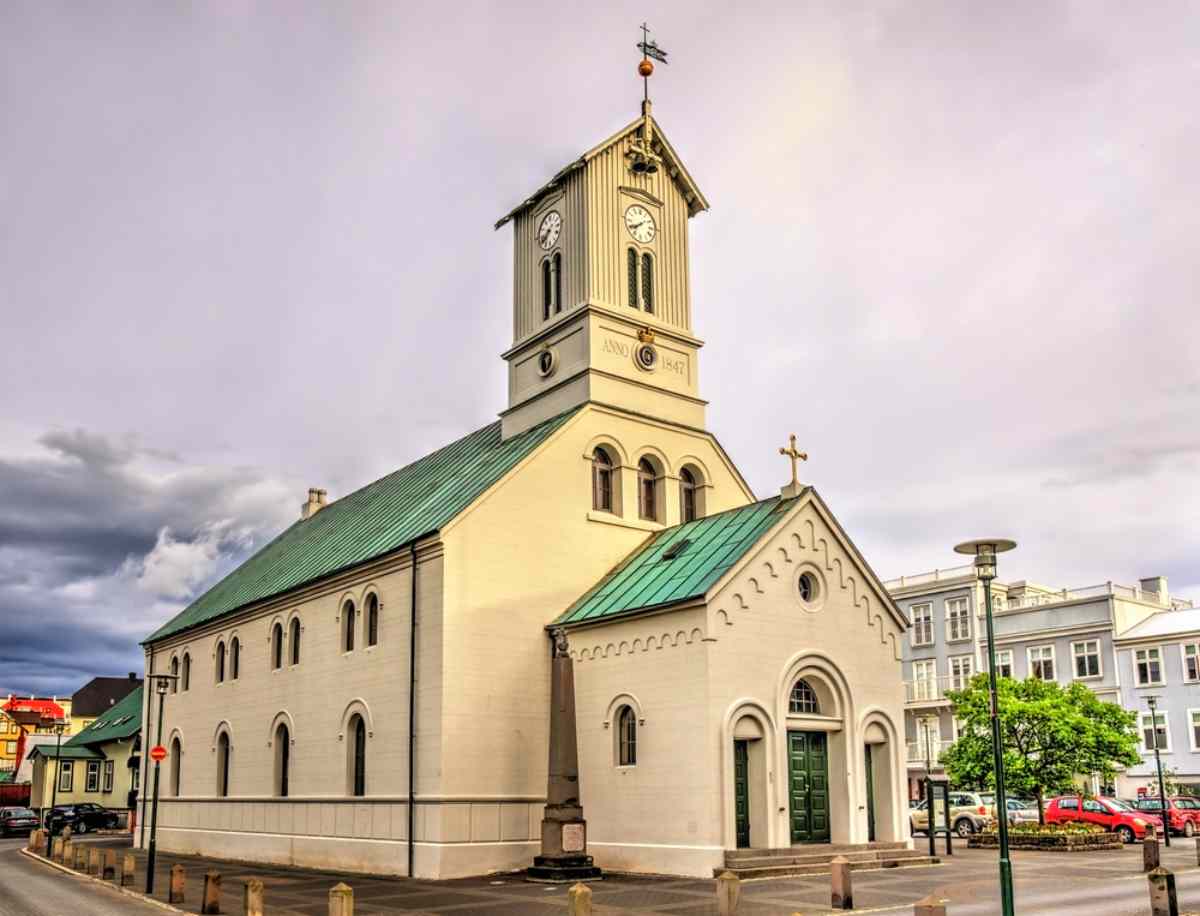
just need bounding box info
[717,854,941,881]
[723,841,907,861]
[725,848,930,870]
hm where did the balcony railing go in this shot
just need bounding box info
[905,675,972,703]
[884,564,975,590]
[906,739,954,765]
[1003,582,1194,611]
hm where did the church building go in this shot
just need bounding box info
[137,85,910,879]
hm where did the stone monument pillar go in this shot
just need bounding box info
[527,628,602,882]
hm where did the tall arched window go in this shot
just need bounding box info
[343,601,356,652]
[592,448,613,512]
[627,248,638,308]
[215,641,226,683]
[230,637,240,680]
[170,657,179,693]
[789,679,820,715]
[680,467,698,523]
[181,653,191,691]
[638,458,658,522]
[169,737,182,796]
[216,732,231,797]
[271,622,283,670]
[552,252,563,314]
[542,258,552,321]
[617,706,637,766]
[366,594,379,647]
[289,618,301,665]
[641,252,654,313]
[349,714,366,797]
[275,723,290,798]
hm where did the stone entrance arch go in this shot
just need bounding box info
[721,701,776,850]
[859,708,905,843]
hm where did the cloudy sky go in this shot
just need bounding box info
[2,2,1197,697]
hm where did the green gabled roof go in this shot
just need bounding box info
[554,495,798,626]
[67,685,142,747]
[147,408,580,643]
[27,745,104,760]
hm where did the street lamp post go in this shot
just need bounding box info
[1146,695,1171,848]
[955,538,1017,916]
[920,714,936,858]
[44,720,67,857]
[144,674,177,894]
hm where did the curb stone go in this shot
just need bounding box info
[19,846,186,915]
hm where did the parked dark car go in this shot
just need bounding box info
[0,806,40,836]
[43,803,119,834]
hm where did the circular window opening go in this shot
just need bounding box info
[796,571,822,609]
[536,347,558,378]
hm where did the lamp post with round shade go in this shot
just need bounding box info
[144,673,177,894]
[955,538,1017,916]
[44,719,68,857]
[1145,695,1170,847]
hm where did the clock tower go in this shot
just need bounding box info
[496,100,710,439]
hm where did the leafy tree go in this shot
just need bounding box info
[942,675,1141,823]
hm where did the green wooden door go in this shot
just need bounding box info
[734,740,751,848]
[788,731,831,843]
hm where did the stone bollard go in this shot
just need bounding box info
[831,855,853,910]
[915,893,948,916]
[567,882,593,916]
[1145,831,1162,872]
[121,852,136,887]
[716,870,740,916]
[202,870,222,914]
[1195,836,1200,867]
[103,849,117,881]
[243,878,264,916]
[1148,866,1179,916]
[74,844,88,870]
[61,839,72,866]
[88,847,102,876]
[61,826,72,844]
[328,882,354,916]
[50,836,63,862]
[169,864,186,904]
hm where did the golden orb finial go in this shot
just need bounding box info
[638,58,654,78]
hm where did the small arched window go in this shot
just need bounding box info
[170,657,179,694]
[271,622,284,670]
[627,248,638,308]
[181,653,191,692]
[216,731,231,797]
[275,723,290,798]
[638,458,658,522]
[592,448,614,512]
[289,618,301,665]
[230,637,240,680]
[680,467,698,523]
[169,736,182,797]
[641,252,654,313]
[349,714,366,797]
[343,600,356,652]
[789,679,820,715]
[617,706,637,766]
[552,252,563,314]
[542,258,552,321]
[215,641,225,683]
[366,594,379,647]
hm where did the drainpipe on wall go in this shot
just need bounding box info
[408,543,418,879]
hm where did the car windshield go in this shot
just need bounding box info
[8,808,36,817]
[1105,798,1134,812]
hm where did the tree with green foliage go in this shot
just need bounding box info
[942,675,1141,824]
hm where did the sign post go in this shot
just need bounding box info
[144,674,177,896]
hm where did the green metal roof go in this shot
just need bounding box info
[146,408,580,643]
[554,495,797,626]
[26,745,103,760]
[67,685,142,747]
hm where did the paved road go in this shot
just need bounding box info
[0,837,162,916]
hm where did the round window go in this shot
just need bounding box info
[798,573,817,602]
[795,570,823,611]
[536,347,558,378]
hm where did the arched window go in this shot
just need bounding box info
[592,448,613,512]
[289,618,301,665]
[680,467,698,523]
[271,622,283,670]
[343,600,356,652]
[275,723,290,798]
[216,732,231,797]
[542,258,552,321]
[638,458,658,522]
[552,252,563,314]
[617,706,637,766]
[215,641,225,683]
[641,252,654,313]
[170,657,179,693]
[230,637,240,680]
[789,679,820,715]
[181,653,191,692]
[349,714,366,797]
[169,736,182,796]
[366,594,379,647]
[627,248,638,308]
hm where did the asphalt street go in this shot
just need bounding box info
[0,836,161,916]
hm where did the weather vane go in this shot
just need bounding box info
[636,22,668,104]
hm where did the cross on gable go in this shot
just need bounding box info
[779,434,808,488]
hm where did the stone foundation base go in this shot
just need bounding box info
[526,854,603,883]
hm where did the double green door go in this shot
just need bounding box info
[788,731,830,843]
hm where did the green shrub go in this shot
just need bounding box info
[982,821,1104,836]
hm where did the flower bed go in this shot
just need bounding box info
[968,823,1123,851]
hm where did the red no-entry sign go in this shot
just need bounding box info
[149,745,167,762]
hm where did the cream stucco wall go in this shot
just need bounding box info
[30,736,139,818]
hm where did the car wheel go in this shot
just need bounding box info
[954,819,975,838]
[73,821,87,835]
[1116,825,1135,844]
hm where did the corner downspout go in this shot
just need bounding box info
[407,543,418,878]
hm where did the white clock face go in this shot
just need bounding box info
[537,211,562,250]
[624,205,656,244]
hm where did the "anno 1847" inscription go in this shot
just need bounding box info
[601,336,687,377]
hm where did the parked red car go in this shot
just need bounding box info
[1133,797,1200,837]
[1045,795,1163,843]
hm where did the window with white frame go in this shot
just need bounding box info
[994,649,1013,678]
[58,761,73,792]
[103,760,114,793]
[1183,644,1200,682]
[946,598,971,642]
[949,655,974,691]
[1072,640,1101,679]
[86,760,100,792]
[912,659,937,700]
[1141,711,1170,753]
[1189,710,1200,752]
[1028,645,1055,681]
[911,604,933,646]
[1135,647,1164,686]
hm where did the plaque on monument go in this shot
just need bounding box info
[562,823,585,853]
